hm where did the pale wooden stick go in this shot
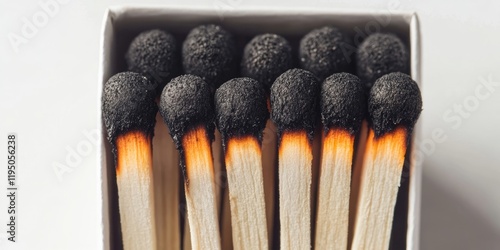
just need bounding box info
[212,129,224,211]
[279,131,313,250]
[116,131,156,250]
[182,127,221,250]
[310,126,322,240]
[261,119,278,243]
[220,186,233,250]
[348,120,368,248]
[225,136,268,250]
[183,216,192,250]
[315,129,355,250]
[351,127,407,250]
[152,113,180,250]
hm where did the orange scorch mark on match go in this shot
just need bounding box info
[181,126,215,182]
[116,131,152,176]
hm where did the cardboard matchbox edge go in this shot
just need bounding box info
[97,6,422,250]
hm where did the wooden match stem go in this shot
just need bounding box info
[279,131,313,250]
[225,136,269,250]
[315,129,354,250]
[351,126,407,250]
[261,119,278,244]
[116,131,156,250]
[182,127,221,250]
[152,113,180,250]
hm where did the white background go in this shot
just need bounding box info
[1,0,499,249]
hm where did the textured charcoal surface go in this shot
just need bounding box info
[357,33,409,89]
[321,73,366,135]
[182,24,237,91]
[215,77,269,143]
[125,29,180,95]
[299,26,352,82]
[159,74,215,146]
[270,68,320,139]
[241,34,292,92]
[102,72,158,146]
[369,72,422,137]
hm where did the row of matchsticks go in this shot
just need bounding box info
[102,24,422,250]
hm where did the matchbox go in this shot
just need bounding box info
[97,6,421,250]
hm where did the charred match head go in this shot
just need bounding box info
[321,73,366,135]
[182,24,237,91]
[125,29,179,95]
[270,69,320,138]
[102,71,158,147]
[368,72,422,137]
[159,74,214,145]
[357,33,409,88]
[299,26,352,81]
[241,34,292,91]
[215,77,269,142]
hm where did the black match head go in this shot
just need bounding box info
[357,33,409,89]
[125,29,179,95]
[270,69,320,137]
[159,74,214,144]
[321,73,366,135]
[241,34,293,91]
[182,24,237,91]
[102,72,158,145]
[215,77,269,141]
[369,72,422,137]
[299,26,352,81]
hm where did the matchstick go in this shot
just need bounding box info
[215,77,269,250]
[270,69,321,250]
[220,186,233,250]
[102,72,157,250]
[159,74,221,250]
[314,73,366,250]
[152,113,180,250]
[351,72,422,249]
[261,119,278,245]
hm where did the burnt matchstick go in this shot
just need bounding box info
[102,72,158,250]
[215,77,269,249]
[241,34,292,90]
[126,29,179,95]
[271,69,321,249]
[314,73,365,250]
[159,74,221,250]
[351,72,422,249]
[356,33,409,89]
[182,24,237,91]
[299,26,352,81]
